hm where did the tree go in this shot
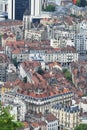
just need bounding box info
[74,124,87,130]
[37,67,44,75]
[65,71,72,80]
[0,104,23,130]
[0,34,2,45]
[23,76,27,83]
[63,69,72,81]
[76,0,80,6]
[80,0,86,7]
[76,0,86,7]
[63,68,67,73]
[43,5,55,12]
[12,57,18,67]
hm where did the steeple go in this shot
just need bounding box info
[23,9,31,39]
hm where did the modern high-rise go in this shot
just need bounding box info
[8,0,31,20]
[31,0,42,16]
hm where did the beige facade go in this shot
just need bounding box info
[2,91,73,114]
[51,105,80,130]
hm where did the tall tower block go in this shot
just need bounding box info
[8,0,30,20]
[31,0,42,16]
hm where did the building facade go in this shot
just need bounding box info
[51,104,80,130]
[8,0,30,20]
[0,0,8,12]
[31,0,42,16]
[2,90,73,114]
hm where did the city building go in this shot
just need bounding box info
[8,0,30,20]
[0,0,8,12]
[0,54,9,82]
[51,104,80,130]
[5,40,78,65]
[23,9,31,32]
[4,98,26,121]
[2,69,74,114]
[5,41,29,62]
[0,12,8,21]
[70,4,86,17]
[6,64,18,82]
[2,32,16,47]
[70,61,87,95]
[61,0,72,6]
[74,33,87,54]
[25,28,47,41]
[30,121,47,130]
[45,114,58,130]
[31,0,42,17]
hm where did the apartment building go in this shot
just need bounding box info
[80,20,87,32]
[75,33,87,54]
[2,32,16,47]
[2,85,73,114]
[45,114,58,130]
[5,41,29,62]
[4,98,26,121]
[5,40,78,65]
[29,46,78,65]
[30,121,47,130]
[51,104,80,130]
[19,61,41,83]
[25,29,47,41]
[0,54,8,82]
[70,4,86,17]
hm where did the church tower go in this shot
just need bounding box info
[23,9,31,31]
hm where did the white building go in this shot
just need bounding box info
[79,97,87,113]
[8,0,15,19]
[50,39,60,48]
[51,104,80,130]
[79,20,87,34]
[75,33,87,54]
[23,10,31,31]
[2,90,73,115]
[29,46,78,65]
[8,0,14,19]
[0,0,8,12]
[4,99,26,122]
[10,104,19,121]
[31,0,42,16]
[45,114,58,130]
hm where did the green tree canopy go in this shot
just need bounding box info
[42,4,55,12]
[37,67,44,75]
[0,104,23,130]
[0,34,2,45]
[76,0,86,7]
[63,69,72,81]
[23,76,27,83]
[12,57,18,67]
[74,124,87,130]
